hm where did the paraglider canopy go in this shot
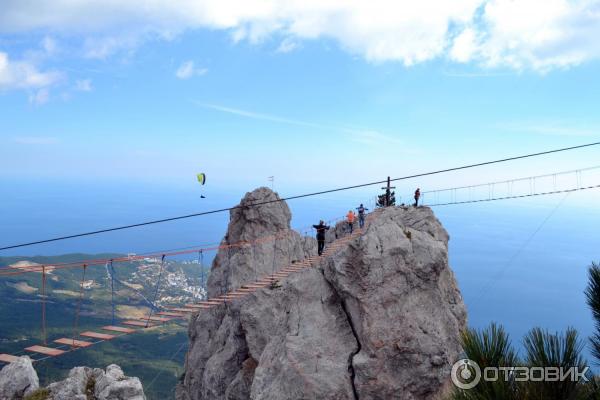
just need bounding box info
[197,173,206,185]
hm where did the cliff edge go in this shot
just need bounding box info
[177,187,466,400]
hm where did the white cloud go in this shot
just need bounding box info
[13,136,58,145]
[194,101,409,149]
[195,102,336,130]
[502,121,600,137]
[450,28,478,63]
[41,36,58,55]
[463,0,600,71]
[75,79,93,91]
[0,52,62,91]
[1,1,600,71]
[29,88,50,105]
[276,38,299,53]
[175,60,208,79]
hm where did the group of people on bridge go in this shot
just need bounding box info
[312,189,421,256]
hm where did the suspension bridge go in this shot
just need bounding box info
[1,142,599,367]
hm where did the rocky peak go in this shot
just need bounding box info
[0,356,38,400]
[177,187,467,400]
[0,358,145,400]
[206,187,315,298]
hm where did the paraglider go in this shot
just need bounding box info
[197,173,206,198]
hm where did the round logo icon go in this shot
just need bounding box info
[451,359,481,390]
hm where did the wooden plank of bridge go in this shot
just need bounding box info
[122,320,157,327]
[184,304,213,309]
[139,316,172,322]
[221,293,242,297]
[157,311,186,317]
[54,338,93,348]
[25,345,66,356]
[236,288,257,292]
[167,307,195,313]
[102,326,136,334]
[80,331,115,340]
[0,354,19,363]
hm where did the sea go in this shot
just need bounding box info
[1,178,599,362]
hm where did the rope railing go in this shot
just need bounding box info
[0,209,378,364]
[0,215,347,277]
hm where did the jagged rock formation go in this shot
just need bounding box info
[47,364,145,400]
[206,187,316,298]
[177,187,466,400]
[0,359,144,400]
[0,357,38,400]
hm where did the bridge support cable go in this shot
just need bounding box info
[145,255,166,328]
[427,184,600,207]
[198,250,205,301]
[41,266,47,345]
[419,165,600,207]
[3,142,600,252]
[71,264,87,349]
[109,260,116,325]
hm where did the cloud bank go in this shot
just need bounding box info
[0,52,62,91]
[0,0,599,71]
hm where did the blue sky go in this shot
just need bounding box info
[1,1,600,200]
[2,2,600,345]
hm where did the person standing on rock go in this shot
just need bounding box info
[312,220,330,256]
[346,210,356,233]
[414,188,421,207]
[356,204,368,228]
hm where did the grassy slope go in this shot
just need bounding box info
[0,254,195,400]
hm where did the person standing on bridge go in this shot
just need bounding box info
[313,220,330,256]
[346,210,356,233]
[356,204,368,228]
[414,188,421,207]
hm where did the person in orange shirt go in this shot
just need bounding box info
[346,210,356,234]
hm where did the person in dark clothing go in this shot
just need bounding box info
[356,204,369,228]
[312,220,330,256]
[414,188,421,207]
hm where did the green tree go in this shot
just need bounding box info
[450,323,520,400]
[585,262,600,363]
[376,191,395,207]
[449,324,591,400]
[521,327,587,400]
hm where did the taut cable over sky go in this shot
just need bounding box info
[1,141,599,252]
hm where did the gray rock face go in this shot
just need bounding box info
[94,364,145,400]
[207,187,316,298]
[0,356,39,400]
[322,206,466,399]
[177,188,466,400]
[46,366,94,400]
[48,364,145,400]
